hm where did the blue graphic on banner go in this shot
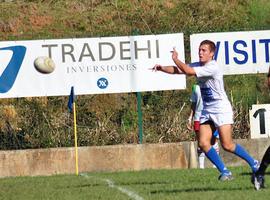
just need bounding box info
[97,77,108,89]
[0,46,26,93]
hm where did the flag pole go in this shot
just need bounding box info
[68,86,79,176]
[73,101,79,176]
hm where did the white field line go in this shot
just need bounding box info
[80,173,144,200]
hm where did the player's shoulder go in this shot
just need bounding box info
[206,60,218,67]
[205,60,220,73]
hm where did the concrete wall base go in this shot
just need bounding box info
[0,138,269,177]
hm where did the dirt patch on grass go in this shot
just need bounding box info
[0,3,54,35]
[29,15,54,30]
[0,18,20,33]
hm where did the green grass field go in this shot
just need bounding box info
[0,166,269,200]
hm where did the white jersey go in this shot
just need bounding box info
[193,60,232,114]
[190,84,203,121]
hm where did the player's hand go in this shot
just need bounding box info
[150,64,162,72]
[171,47,178,60]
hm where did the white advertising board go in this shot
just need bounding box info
[0,33,185,98]
[190,30,270,75]
[249,104,270,139]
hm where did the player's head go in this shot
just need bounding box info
[198,40,216,65]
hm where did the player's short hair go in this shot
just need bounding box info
[200,40,216,53]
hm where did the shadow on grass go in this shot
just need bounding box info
[66,183,101,188]
[118,181,170,186]
[62,181,170,189]
[150,186,252,194]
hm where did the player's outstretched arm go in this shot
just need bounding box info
[150,64,183,74]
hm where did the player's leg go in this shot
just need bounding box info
[194,121,205,169]
[212,138,219,155]
[198,122,213,152]
[217,124,235,151]
[257,146,270,175]
[211,138,219,168]
[198,147,205,169]
[199,122,231,179]
[213,111,259,173]
[254,145,270,190]
[218,124,259,173]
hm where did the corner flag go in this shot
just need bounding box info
[68,86,75,112]
[67,86,79,175]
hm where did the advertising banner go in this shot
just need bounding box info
[190,30,270,75]
[0,33,185,98]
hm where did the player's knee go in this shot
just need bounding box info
[221,142,235,152]
[198,140,210,151]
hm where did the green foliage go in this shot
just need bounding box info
[0,0,270,149]
[248,0,270,29]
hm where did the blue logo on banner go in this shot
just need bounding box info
[0,46,26,93]
[97,77,108,89]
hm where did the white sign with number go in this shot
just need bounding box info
[249,104,270,139]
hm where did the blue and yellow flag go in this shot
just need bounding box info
[68,86,75,112]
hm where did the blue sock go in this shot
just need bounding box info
[205,147,229,173]
[234,144,257,172]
